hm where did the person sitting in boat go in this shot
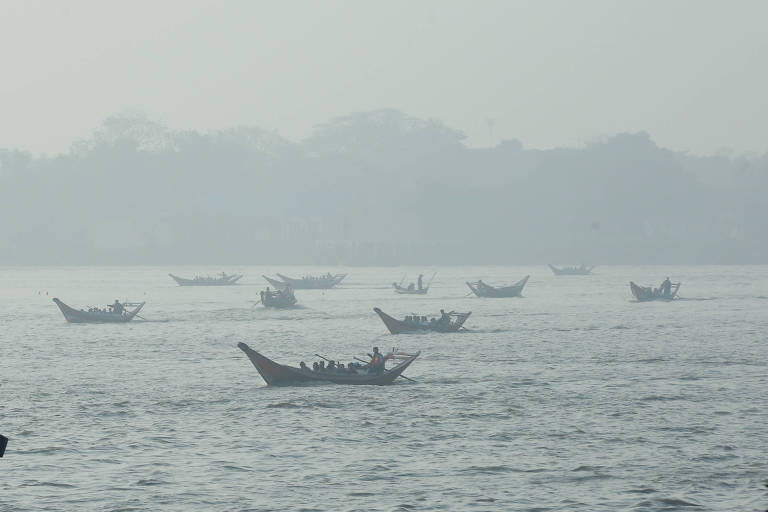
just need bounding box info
[112,300,124,315]
[368,347,386,374]
[299,361,308,371]
[327,360,336,371]
[312,362,319,371]
[407,283,415,291]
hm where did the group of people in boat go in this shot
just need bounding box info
[193,272,230,281]
[394,274,424,291]
[86,300,124,314]
[302,272,335,281]
[260,286,294,301]
[299,347,389,375]
[404,309,454,326]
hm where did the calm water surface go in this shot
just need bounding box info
[1,266,767,511]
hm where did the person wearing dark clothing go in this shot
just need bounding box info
[112,300,124,315]
[367,347,385,374]
[417,274,424,290]
[661,277,672,297]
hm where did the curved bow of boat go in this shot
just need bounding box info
[373,307,405,334]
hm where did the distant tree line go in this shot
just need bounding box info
[1,110,766,264]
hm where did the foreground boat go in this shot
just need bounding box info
[374,307,470,334]
[53,298,145,323]
[466,275,529,298]
[169,272,243,286]
[237,343,419,386]
[630,281,681,302]
[260,287,297,308]
[263,273,346,290]
[549,264,594,276]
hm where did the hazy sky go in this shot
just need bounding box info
[2,0,767,155]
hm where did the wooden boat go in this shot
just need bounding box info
[549,264,594,275]
[262,273,346,290]
[260,287,297,308]
[393,284,428,295]
[630,281,681,302]
[237,343,419,386]
[169,272,243,286]
[373,307,470,334]
[466,275,529,298]
[392,272,434,295]
[53,298,145,323]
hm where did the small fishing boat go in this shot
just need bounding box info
[260,287,297,308]
[237,343,419,386]
[262,273,346,290]
[392,272,434,295]
[53,298,145,323]
[169,272,243,286]
[466,275,529,298]
[630,281,681,302]
[373,307,470,334]
[549,264,594,276]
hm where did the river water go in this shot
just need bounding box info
[1,266,767,511]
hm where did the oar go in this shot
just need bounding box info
[426,272,437,289]
[398,274,406,286]
[314,353,332,362]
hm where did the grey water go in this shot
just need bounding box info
[1,265,767,511]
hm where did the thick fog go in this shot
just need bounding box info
[1,0,767,264]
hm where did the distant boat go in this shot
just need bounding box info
[549,264,594,276]
[262,273,346,290]
[53,298,145,323]
[169,272,243,286]
[393,272,435,295]
[373,307,471,334]
[466,275,529,298]
[630,281,681,302]
[237,342,419,386]
[260,287,297,308]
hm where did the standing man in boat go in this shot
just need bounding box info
[112,300,124,315]
[417,274,424,291]
[661,277,672,298]
[368,347,386,374]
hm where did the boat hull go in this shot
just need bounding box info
[393,285,428,295]
[466,275,529,298]
[169,273,243,286]
[53,298,144,323]
[549,264,593,275]
[237,343,418,386]
[261,292,297,308]
[272,273,346,289]
[373,307,470,334]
